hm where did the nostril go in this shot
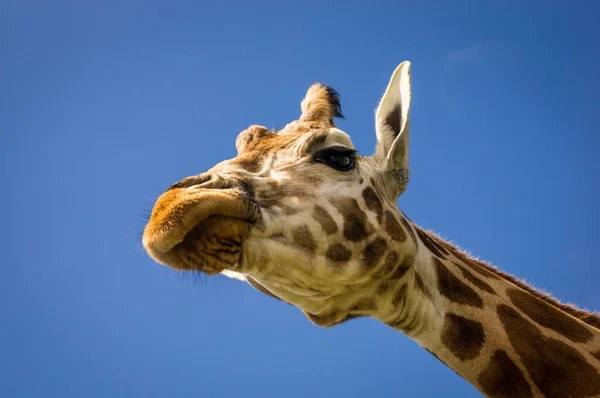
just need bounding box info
[169,174,214,190]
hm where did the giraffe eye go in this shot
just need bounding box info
[313,146,356,172]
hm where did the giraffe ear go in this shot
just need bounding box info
[373,61,412,197]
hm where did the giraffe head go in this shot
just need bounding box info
[143,61,416,326]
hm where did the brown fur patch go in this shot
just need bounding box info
[433,258,483,308]
[399,212,418,247]
[362,187,383,223]
[384,211,407,242]
[498,304,600,397]
[291,225,316,254]
[441,313,485,361]
[455,264,495,294]
[414,272,433,300]
[362,237,387,268]
[431,232,600,330]
[455,257,502,281]
[478,350,533,398]
[331,196,373,242]
[591,350,600,362]
[507,287,594,343]
[415,228,449,257]
[326,243,352,263]
[390,254,414,280]
[313,205,338,235]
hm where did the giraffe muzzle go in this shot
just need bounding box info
[142,174,260,274]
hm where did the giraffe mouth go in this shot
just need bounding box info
[142,187,260,274]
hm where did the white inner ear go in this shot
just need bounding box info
[375,61,411,170]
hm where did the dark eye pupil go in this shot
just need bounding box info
[330,155,350,167]
[313,146,356,171]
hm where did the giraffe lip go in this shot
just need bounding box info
[145,214,253,274]
[170,215,251,273]
[142,188,259,272]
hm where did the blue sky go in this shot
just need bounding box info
[2,1,599,397]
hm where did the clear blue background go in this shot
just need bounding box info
[2,1,599,397]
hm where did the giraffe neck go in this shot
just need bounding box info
[369,220,600,397]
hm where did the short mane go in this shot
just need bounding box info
[420,228,600,330]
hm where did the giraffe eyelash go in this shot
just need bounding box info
[312,146,357,172]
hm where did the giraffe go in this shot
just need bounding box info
[142,61,600,397]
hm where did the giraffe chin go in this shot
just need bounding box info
[149,216,252,274]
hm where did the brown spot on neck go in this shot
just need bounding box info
[507,287,594,343]
[390,254,414,279]
[291,225,316,254]
[477,350,533,398]
[457,257,502,281]
[362,237,387,268]
[331,196,373,242]
[313,205,338,235]
[399,212,418,247]
[415,228,449,258]
[326,243,352,265]
[384,210,407,242]
[454,263,495,294]
[414,272,433,301]
[497,304,600,397]
[361,186,383,223]
[441,313,485,360]
[433,258,483,308]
